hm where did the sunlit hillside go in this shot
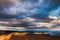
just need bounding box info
[0,32,60,40]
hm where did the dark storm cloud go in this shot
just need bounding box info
[0,0,60,19]
[0,0,19,19]
[21,0,38,2]
[0,12,16,19]
[0,0,14,7]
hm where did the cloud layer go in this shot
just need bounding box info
[1,0,60,19]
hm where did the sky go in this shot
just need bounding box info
[49,6,60,19]
[0,0,60,19]
[0,0,60,35]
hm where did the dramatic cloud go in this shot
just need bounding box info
[0,0,60,36]
[0,0,53,19]
[49,6,60,19]
[0,0,60,19]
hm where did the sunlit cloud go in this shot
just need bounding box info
[49,6,60,19]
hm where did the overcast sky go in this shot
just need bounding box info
[0,0,60,35]
[0,0,60,19]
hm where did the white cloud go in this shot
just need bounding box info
[49,7,60,19]
[22,17,36,22]
[0,26,26,31]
